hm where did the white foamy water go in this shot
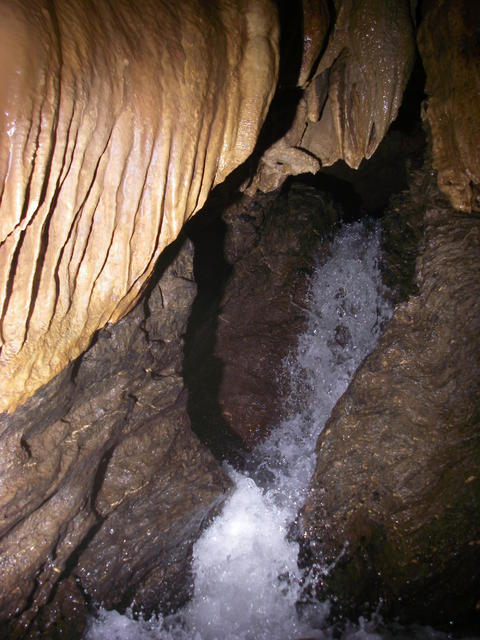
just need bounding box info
[85,223,459,640]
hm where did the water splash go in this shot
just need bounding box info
[85,223,454,640]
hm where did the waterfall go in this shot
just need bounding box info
[84,222,454,640]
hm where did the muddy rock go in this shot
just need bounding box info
[300,171,480,627]
[0,236,231,638]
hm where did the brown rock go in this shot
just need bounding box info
[303,0,416,167]
[17,577,87,640]
[300,171,480,626]
[0,0,279,413]
[185,182,338,451]
[418,0,480,212]
[0,236,231,637]
[298,0,331,88]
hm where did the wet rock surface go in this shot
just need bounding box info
[0,2,478,637]
[300,170,480,628]
[185,182,339,452]
[0,0,279,414]
[249,0,416,193]
[418,0,480,213]
[0,237,231,638]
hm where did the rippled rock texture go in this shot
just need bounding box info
[418,0,480,213]
[0,0,279,412]
[301,170,480,627]
[0,238,231,639]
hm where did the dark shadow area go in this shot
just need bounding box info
[183,189,246,465]
[276,0,304,89]
[281,171,364,223]
[390,52,426,135]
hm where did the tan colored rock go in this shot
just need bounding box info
[298,0,331,88]
[303,0,415,167]
[418,0,480,212]
[249,0,415,193]
[0,0,279,413]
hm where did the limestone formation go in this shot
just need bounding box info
[248,0,416,193]
[418,0,480,212]
[0,0,279,413]
[300,170,480,626]
[0,0,479,635]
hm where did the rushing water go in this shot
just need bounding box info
[84,222,460,640]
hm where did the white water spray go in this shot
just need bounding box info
[85,222,452,640]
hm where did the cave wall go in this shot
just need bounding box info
[248,0,416,193]
[0,236,231,638]
[0,0,479,635]
[1,0,479,412]
[4,0,476,415]
[296,2,480,625]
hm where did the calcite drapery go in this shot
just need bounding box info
[248,0,416,193]
[0,0,279,413]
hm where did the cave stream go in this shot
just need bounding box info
[84,222,460,640]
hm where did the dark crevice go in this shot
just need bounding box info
[390,51,427,135]
[281,171,364,224]
[140,230,186,318]
[19,436,32,459]
[276,0,304,90]
[0,227,27,345]
[46,443,116,599]
[183,186,245,467]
